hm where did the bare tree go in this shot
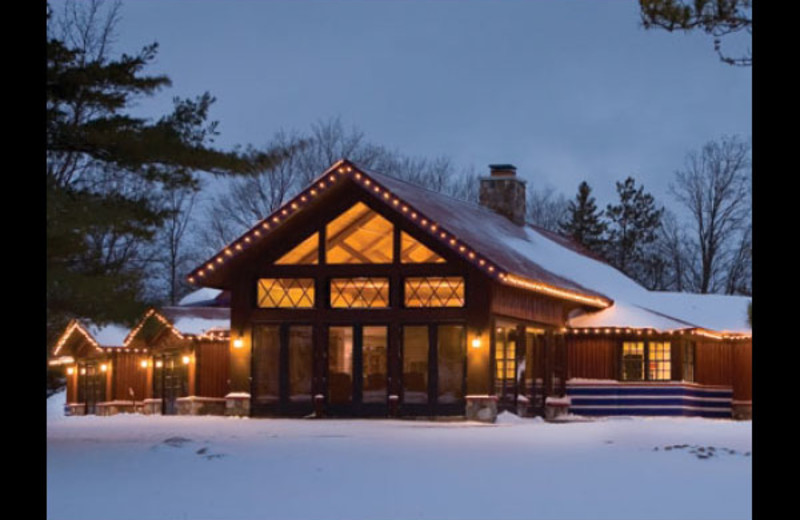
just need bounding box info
[157,185,199,304]
[527,185,569,232]
[670,136,751,293]
[724,222,752,295]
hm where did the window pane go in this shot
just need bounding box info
[288,326,313,402]
[404,277,465,307]
[253,326,280,404]
[330,278,389,308]
[437,325,465,404]
[649,341,671,381]
[362,326,388,403]
[403,326,429,404]
[275,233,318,265]
[257,278,315,308]
[400,232,445,263]
[622,341,644,381]
[326,202,394,263]
[328,327,353,404]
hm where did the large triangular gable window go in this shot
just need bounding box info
[325,202,394,264]
[275,232,319,265]
[400,231,445,263]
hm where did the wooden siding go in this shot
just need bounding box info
[195,341,230,398]
[695,341,733,386]
[112,352,148,402]
[566,336,617,380]
[490,283,566,326]
[732,339,752,401]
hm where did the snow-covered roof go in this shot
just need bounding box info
[178,288,224,307]
[85,322,131,347]
[160,307,230,336]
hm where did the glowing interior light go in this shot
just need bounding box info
[155,360,163,368]
[80,368,86,375]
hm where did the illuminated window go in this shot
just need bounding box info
[683,342,695,382]
[404,277,464,307]
[326,202,394,263]
[649,342,671,381]
[257,278,315,308]
[621,342,645,381]
[495,327,517,381]
[275,233,318,264]
[330,278,389,308]
[400,232,445,263]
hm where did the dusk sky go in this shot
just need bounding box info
[76,0,751,206]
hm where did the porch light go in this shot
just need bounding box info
[182,355,191,365]
[471,337,482,349]
[233,338,244,349]
[140,360,148,369]
[100,364,108,372]
[66,367,74,375]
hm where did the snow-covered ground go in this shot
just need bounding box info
[47,391,751,520]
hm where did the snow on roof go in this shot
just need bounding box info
[160,307,230,336]
[178,288,223,306]
[84,322,130,347]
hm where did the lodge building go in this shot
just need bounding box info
[51,160,752,421]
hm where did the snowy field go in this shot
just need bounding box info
[47,392,751,520]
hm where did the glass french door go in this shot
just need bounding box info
[327,325,389,415]
[495,325,519,410]
[154,353,187,415]
[251,323,315,416]
[78,362,106,415]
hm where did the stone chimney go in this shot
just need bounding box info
[479,164,527,225]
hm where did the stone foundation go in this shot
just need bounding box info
[544,396,571,420]
[225,393,251,417]
[176,396,226,416]
[465,395,498,423]
[96,401,137,416]
[142,398,163,415]
[64,403,86,416]
[732,400,752,420]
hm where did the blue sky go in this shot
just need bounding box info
[72,0,752,206]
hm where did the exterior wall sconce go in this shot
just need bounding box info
[155,360,163,368]
[140,360,148,369]
[66,367,74,375]
[80,368,87,375]
[471,336,482,349]
[100,364,108,372]
[182,355,191,365]
[233,337,244,349]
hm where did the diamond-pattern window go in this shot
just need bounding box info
[257,278,315,308]
[404,277,465,308]
[330,278,390,308]
[401,232,445,263]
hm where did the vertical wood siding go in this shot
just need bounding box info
[113,352,148,402]
[196,341,230,398]
[566,336,617,380]
[490,284,565,326]
[695,341,733,386]
[732,340,752,401]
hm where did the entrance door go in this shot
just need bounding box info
[251,323,315,416]
[155,353,187,415]
[79,362,106,415]
[327,325,389,416]
[495,325,519,411]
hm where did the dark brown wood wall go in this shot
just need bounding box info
[566,336,617,380]
[490,283,566,326]
[112,352,148,402]
[196,341,230,398]
[695,340,733,386]
[732,340,752,401]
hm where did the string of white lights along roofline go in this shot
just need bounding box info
[186,160,612,309]
[564,327,750,340]
[122,309,230,347]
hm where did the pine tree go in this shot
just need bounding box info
[604,177,664,283]
[560,181,607,255]
[46,2,270,349]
